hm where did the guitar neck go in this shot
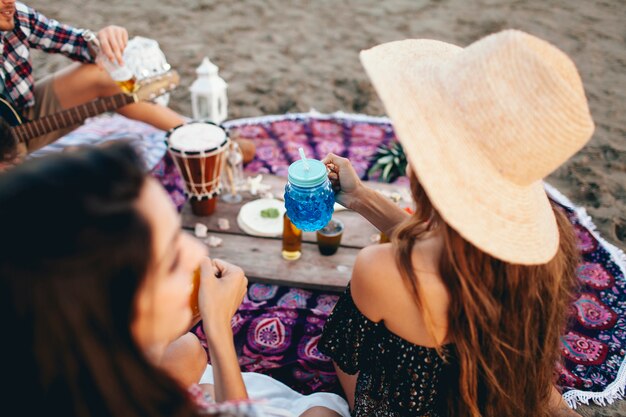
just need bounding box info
[14,93,136,143]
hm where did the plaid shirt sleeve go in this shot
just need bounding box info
[18,3,94,63]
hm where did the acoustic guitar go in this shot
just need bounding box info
[0,70,180,157]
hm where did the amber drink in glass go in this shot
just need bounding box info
[282,213,302,260]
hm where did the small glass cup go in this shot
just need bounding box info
[316,218,344,256]
[96,53,136,94]
[282,213,302,260]
[190,267,201,315]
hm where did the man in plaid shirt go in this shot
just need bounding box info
[0,1,185,156]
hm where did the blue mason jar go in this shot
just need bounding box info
[284,158,335,232]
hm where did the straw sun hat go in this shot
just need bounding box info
[360,30,594,265]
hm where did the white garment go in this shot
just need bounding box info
[200,364,350,417]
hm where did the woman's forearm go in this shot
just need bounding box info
[204,323,248,402]
[349,186,409,236]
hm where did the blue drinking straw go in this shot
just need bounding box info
[298,147,310,171]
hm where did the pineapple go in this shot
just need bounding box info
[367,141,407,183]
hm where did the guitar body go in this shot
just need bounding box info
[0,97,25,127]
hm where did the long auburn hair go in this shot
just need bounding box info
[391,172,579,417]
[0,143,202,417]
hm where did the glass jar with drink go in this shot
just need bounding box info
[284,148,334,232]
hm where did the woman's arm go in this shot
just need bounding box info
[159,333,208,388]
[349,186,409,237]
[199,258,248,402]
[323,153,409,236]
[334,364,357,411]
[204,323,246,402]
[549,386,581,417]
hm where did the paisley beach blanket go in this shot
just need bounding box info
[45,112,626,408]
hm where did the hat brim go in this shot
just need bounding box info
[360,39,558,264]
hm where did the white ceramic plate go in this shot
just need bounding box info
[237,198,286,237]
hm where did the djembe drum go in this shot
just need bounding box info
[166,122,230,216]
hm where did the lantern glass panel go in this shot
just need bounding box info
[197,95,209,119]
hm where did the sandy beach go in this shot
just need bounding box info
[29,0,625,414]
[31,0,625,251]
[30,0,625,253]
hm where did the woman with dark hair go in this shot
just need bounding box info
[319,30,592,416]
[0,142,348,417]
[0,142,249,416]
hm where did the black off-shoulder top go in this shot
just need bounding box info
[319,284,457,417]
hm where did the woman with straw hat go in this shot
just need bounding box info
[319,30,593,416]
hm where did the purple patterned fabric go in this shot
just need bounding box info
[150,151,187,211]
[556,206,626,395]
[226,114,408,187]
[192,285,343,395]
[173,113,626,403]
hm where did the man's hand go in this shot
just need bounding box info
[97,25,129,65]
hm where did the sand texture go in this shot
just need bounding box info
[28,1,625,414]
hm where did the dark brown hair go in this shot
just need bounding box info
[392,172,579,417]
[0,143,201,416]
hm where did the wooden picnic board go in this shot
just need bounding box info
[181,175,410,291]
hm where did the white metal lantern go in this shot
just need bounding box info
[189,57,228,124]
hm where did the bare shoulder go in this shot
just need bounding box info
[350,243,399,322]
[352,239,451,346]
